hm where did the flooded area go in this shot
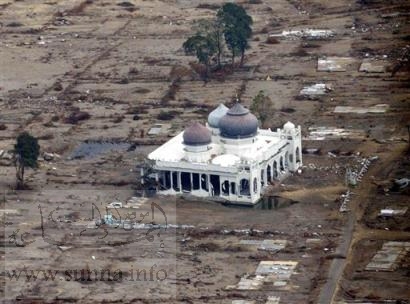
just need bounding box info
[68,140,131,160]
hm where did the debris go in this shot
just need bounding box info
[239,239,287,252]
[317,57,355,72]
[394,178,410,189]
[43,152,60,161]
[359,60,385,73]
[58,246,72,252]
[379,208,408,217]
[334,104,388,114]
[365,241,410,271]
[306,127,365,140]
[299,83,332,98]
[271,29,335,40]
[148,124,164,136]
[227,261,297,291]
[266,296,281,304]
[107,201,123,209]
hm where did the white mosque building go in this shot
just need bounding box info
[145,103,302,205]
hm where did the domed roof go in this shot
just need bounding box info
[219,103,259,139]
[283,121,295,130]
[183,122,212,146]
[208,104,229,128]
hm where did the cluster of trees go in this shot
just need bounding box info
[183,3,253,78]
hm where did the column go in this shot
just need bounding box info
[140,167,145,184]
[170,171,174,189]
[178,172,182,192]
[208,174,212,196]
[155,172,159,190]
[190,173,193,191]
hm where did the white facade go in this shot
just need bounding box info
[145,104,302,205]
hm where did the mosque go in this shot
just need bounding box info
[144,103,302,205]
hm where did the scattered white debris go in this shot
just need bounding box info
[239,240,287,252]
[317,57,355,72]
[299,83,332,98]
[334,104,389,114]
[107,201,123,209]
[227,261,297,291]
[271,29,335,40]
[266,296,281,304]
[306,127,365,140]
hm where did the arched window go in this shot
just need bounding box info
[253,178,258,193]
[240,179,250,195]
[296,147,301,163]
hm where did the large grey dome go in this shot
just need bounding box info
[183,122,212,146]
[219,103,258,139]
[208,104,229,128]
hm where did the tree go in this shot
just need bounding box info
[194,19,225,68]
[183,33,217,78]
[250,90,275,128]
[217,3,253,67]
[14,132,40,189]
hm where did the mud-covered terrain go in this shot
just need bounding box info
[1,0,409,303]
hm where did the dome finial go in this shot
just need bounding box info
[235,93,240,103]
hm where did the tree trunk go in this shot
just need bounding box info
[240,51,245,66]
[231,51,235,69]
[217,49,221,68]
[15,154,24,189]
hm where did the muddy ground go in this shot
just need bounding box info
[1,0,409,303]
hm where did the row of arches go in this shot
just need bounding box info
[262,147,301,185]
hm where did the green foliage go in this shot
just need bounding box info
[217,3,253,65]
[183,33,216,77]
[183,2,253,73]
[194,19,225,67]
[250,90,274,127]
[14,132,39,169]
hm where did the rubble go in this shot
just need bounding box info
[299,83,332,99]
[379,208,407,217]
[239,239,287,252]
[317,57,355,72]
[365,241,410,271]
[270,29,335,40]
[359,60,386,73]
[227,261,297,291]
[334,104,388,114]
[306,127,366,140]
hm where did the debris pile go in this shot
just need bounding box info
[334,104,388,114]
[317,57,355,72]
[239,239,287,253]
[299,83,332,99]
[270,29,335,40]
[366,241,410,271]
[227,261,298,291]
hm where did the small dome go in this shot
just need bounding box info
[219,103,259,139]
[208,104,229,128]
[183,122,212,146]
[283,121,295,130]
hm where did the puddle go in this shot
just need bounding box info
[255,196,299,210]
[69,140,131,160]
